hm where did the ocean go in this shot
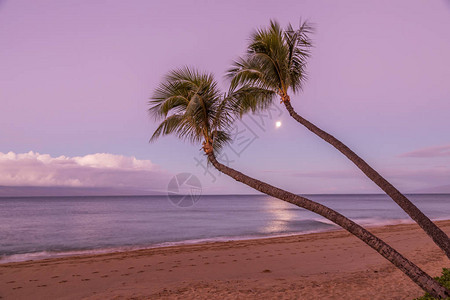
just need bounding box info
[0,194,449,263]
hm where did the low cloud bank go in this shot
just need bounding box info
[0,151,170,190]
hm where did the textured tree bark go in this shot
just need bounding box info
[282,100,450,259]
[207,153,449,298]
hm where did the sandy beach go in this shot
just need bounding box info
[1,220,449,299]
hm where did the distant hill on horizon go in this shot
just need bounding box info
[0,186,165,197]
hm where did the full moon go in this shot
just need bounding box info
[275,121,282,128]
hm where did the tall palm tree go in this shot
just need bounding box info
[148,67,449,298]
[227,20,450,258]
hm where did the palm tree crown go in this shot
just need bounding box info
[149,67,233,153]
[227,20,313,110]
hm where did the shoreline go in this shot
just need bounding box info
[1,218,431,265]
[1,228,344,265]
[1,220,449,299]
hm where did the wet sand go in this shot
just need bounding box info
[1,220,449,299]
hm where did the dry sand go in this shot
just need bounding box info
[1,220,449,299]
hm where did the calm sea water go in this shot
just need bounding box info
[0,194,449,263]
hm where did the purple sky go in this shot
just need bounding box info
[1,0,449,194]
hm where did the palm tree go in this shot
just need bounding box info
[227,20,450,258]
[148,67,449,298]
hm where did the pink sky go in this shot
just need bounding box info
[1,0,449,194]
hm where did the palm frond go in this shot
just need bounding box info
[227,19,314,98]
[149,66,234,153]
[211,130,231,152]
[284,20,314,92]
[212,96,236,132]
[226,85,277,115]
[150,114,195,142]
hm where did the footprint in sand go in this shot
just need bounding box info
[51,276,59,279]
[12,286,23,290]
[120,273,130,277]
[262,269,272,273]
[37,285,47,287]
[6,281,15,284]
[58,280,68,283]
[128,267,134,270]
[92,271,99,274]
[81,279,90,281]
[101,275,109,278]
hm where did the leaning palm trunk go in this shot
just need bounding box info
[281,98,450,259]
[149,66,448,297]
[207,151,449,298]
[228,20,450,259]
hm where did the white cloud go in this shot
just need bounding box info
[262,164,450,193]
[73,153,154,170]
[0,151,170,189]
[399,144,450,158]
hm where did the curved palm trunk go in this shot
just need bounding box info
[207,153,449,298]
[282,100,450,259]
